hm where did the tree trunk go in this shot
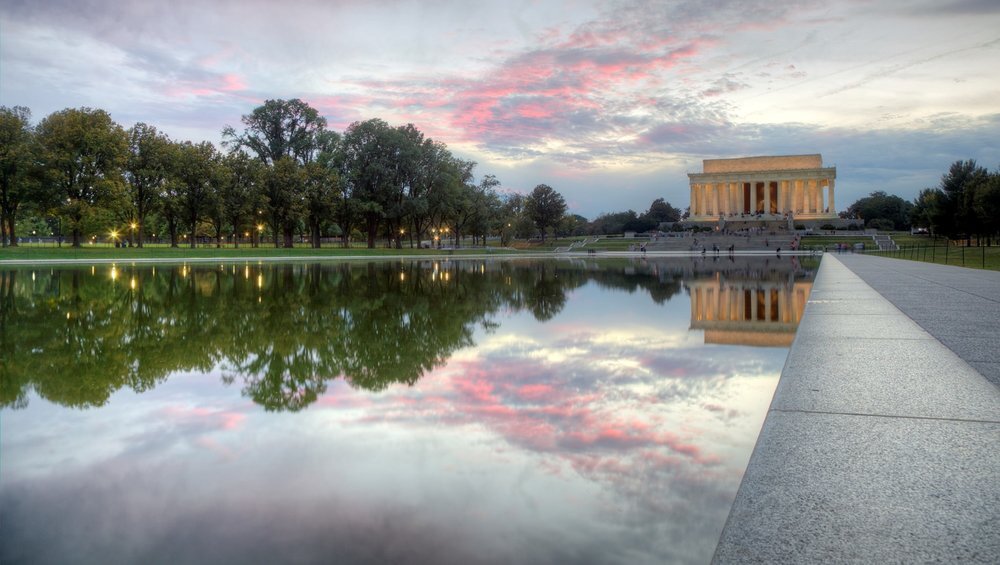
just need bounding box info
[311,222,321,248]
[366,218,377,249]
[5,215,16,247]
[283,226,294,248]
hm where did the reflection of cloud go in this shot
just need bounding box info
[330,324,781,562]
[117,404,249,460]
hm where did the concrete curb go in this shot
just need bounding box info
[712,254,1000,563]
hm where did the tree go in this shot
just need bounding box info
[559,214,588,237]
[450,170,495,247]
[642,197,680,226]
[497,193,528,246]
[405,139,453,248]
[589,210,639,235]
[525,184,567,242]
[846,191,914,231]
[303,161,340,248]
[174,141,219,248]
[123,123,172,247]
[0,106,37,246]
[264,157,306,248]
[911,188,945,236]
[35,107,127,247]
[972,171,1000,245]
[158,143,187,248]
[938,159,989,242]
[222,98,328,166]
[220,151,262,248]
[338,119,411,248]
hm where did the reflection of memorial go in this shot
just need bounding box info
[687,272,812,347]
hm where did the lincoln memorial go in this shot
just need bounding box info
[687,154,837,225]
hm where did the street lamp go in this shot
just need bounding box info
[130,222,137,247]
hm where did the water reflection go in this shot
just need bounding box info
[1,259,698,411]
[686,256,813,347]
[1,258,817,564]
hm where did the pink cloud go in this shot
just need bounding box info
[165,72,249,100]
[327,29,708,159]
[515,383,556,401]
[160,405,247,432]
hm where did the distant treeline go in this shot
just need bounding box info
[843,160,1000,242]
[912,160,1000,243]
[0,102,688,249]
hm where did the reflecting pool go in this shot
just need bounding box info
[1,256,816,564]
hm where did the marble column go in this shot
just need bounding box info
[828,179,835,214]
[764,181,771,215]
[690,184,696,216]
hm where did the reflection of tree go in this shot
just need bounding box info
[524,263,568,321]
[0,258,714,411]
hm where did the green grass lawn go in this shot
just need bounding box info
[0,243,522,262]
[868,242,1000,271]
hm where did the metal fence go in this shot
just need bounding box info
[865,244,997,270]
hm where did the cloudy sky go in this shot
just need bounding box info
[3,0,999,218]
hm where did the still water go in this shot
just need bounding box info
[1,257,815,565]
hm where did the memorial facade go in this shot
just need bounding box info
[687,154,837,223]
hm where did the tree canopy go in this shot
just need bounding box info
[911,159,1000,244]
[846,190,914,231]
[525,184,567,242]
[4,101,706,248]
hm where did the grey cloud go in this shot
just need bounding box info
[632,113,1000,209]
[904,0,1000,15]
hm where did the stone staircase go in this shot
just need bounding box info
[646,234,798,252]
[872,233,897,250]
[555,236,600,253]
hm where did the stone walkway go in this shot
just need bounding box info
[713,254,1000,563]
[836,253,1000,388]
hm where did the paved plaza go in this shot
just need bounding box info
[714,254,1000,563]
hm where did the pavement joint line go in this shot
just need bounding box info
[769,408,1000,425]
